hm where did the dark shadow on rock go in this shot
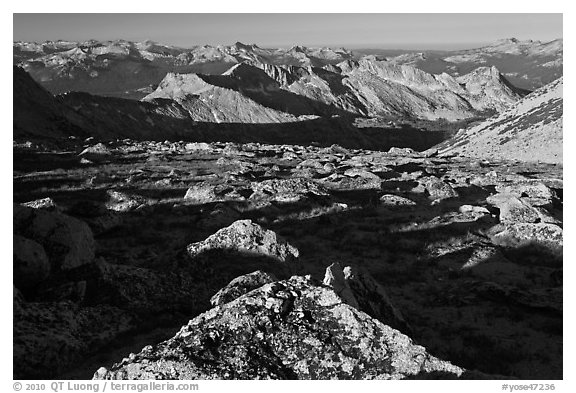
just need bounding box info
[16,95,453,153]
[15,246,299,380]
[500,243,562,269]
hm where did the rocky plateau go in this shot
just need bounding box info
[14,138,562,379]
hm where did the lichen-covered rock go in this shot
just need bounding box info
[210,270,277,306]
[13,204,95,270]
[94,276,465,380]
[187,220,299,262]
[13,235,51,291]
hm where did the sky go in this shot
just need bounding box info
[13,13,562,49]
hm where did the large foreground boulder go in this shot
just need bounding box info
[94,276,466,380]
[187,220,299,262]
[13,204,95,270]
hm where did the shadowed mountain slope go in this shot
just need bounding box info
[15,66,449,150]
[13,66,85,140]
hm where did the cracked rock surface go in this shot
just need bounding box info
[94,276,469,380]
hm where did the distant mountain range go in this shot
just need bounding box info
[355,38,563,91]
[13,40,354,99]
[12,38,563,161]
[14,38,561,98]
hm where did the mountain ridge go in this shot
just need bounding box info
[14,38,562,97]
[145,61,523,122]
[437,77,563,164]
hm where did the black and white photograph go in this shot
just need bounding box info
[9,5,566,386]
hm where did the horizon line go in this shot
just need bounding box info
[13,37,563,52]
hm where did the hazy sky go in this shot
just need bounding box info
[13,13,562,49]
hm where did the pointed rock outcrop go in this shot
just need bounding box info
[94,276,467,380]
[186,219,299,262]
